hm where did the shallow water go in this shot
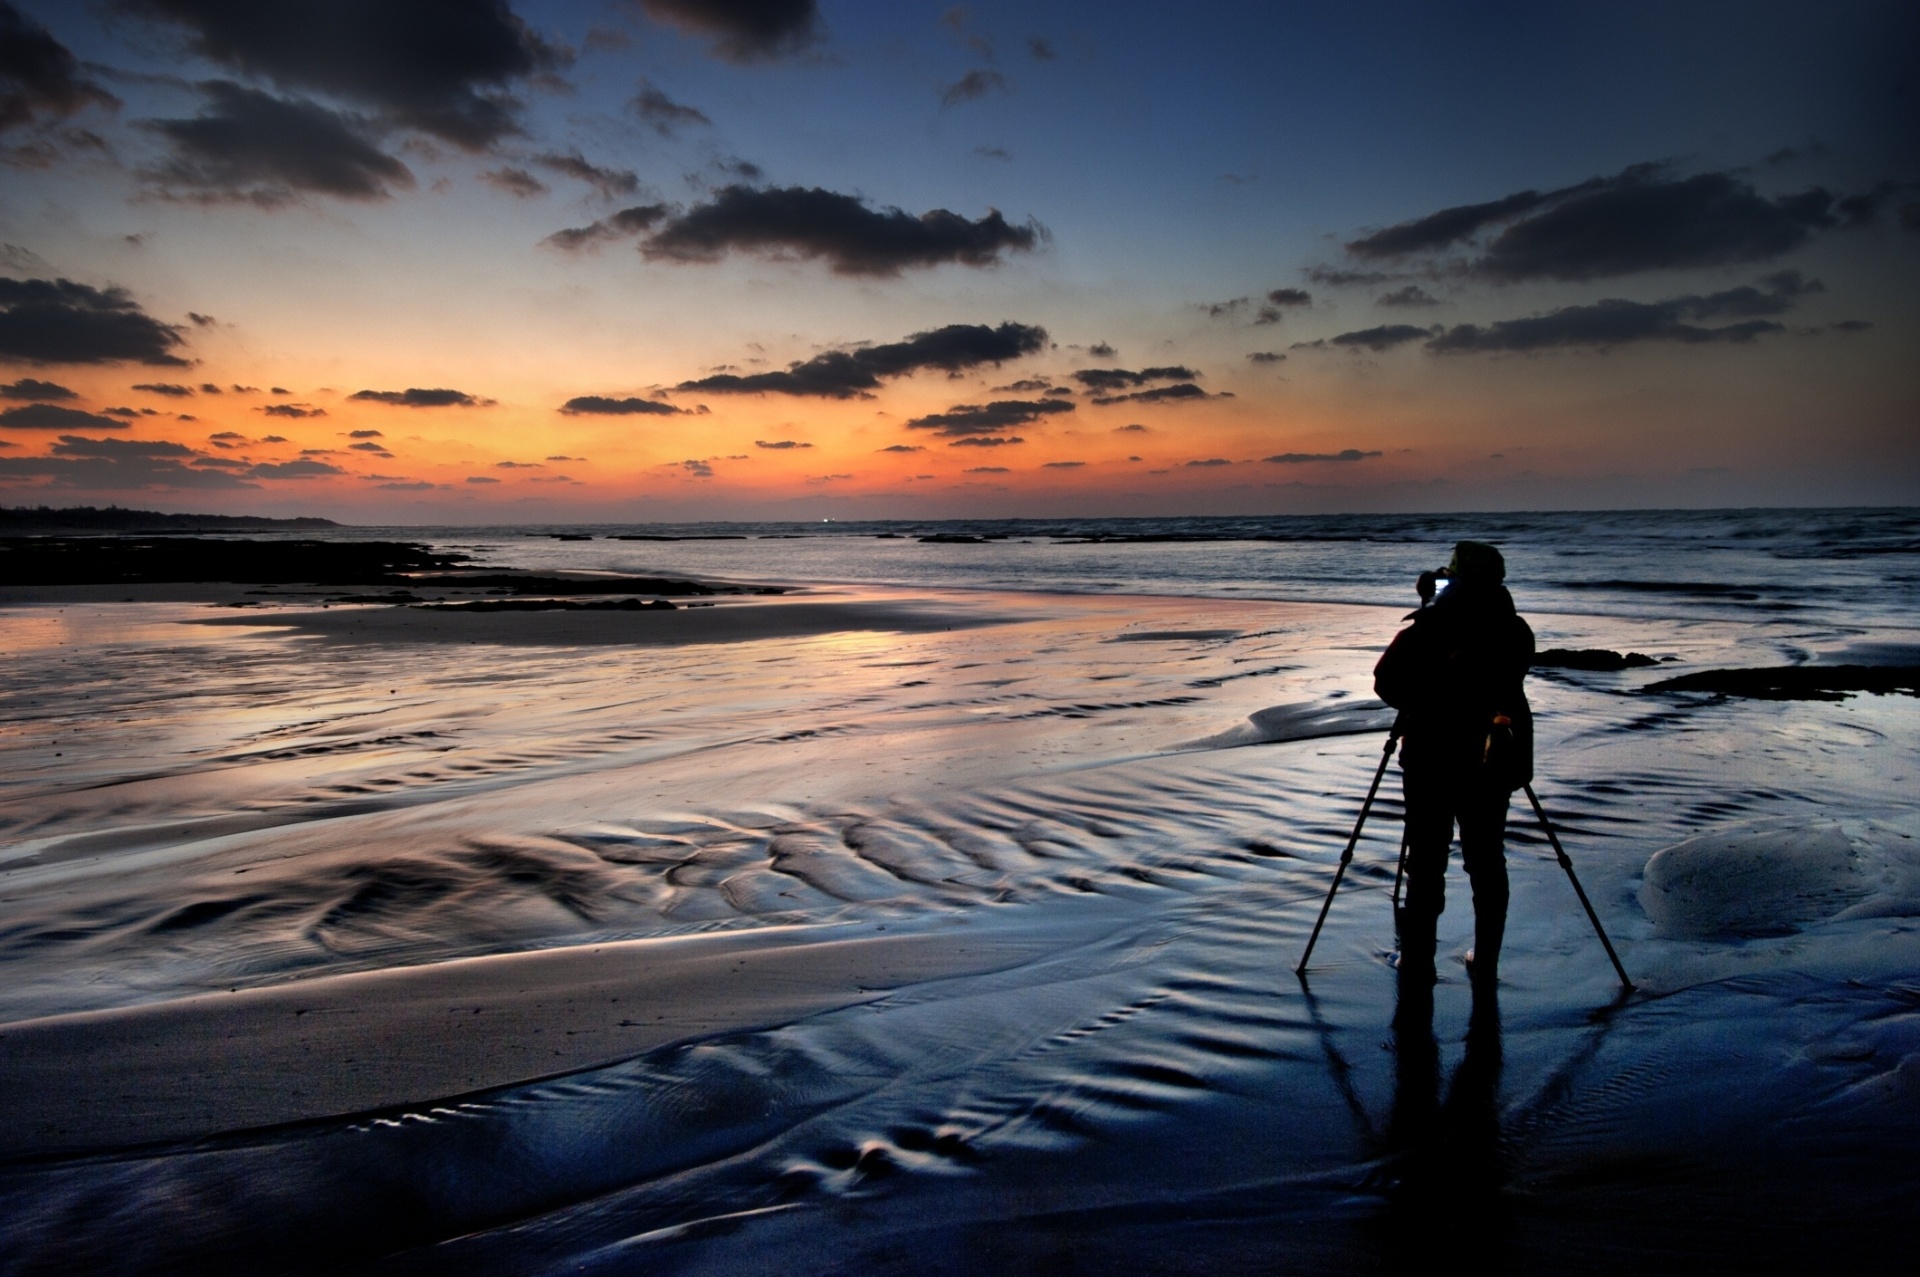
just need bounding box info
[1,509,1916,1273]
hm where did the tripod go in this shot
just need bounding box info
[1295,729,1633,991]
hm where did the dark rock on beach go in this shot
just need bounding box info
[1532,648,1659,671]
[1645,664,1920,701]
[0,505,338,534]
[420,597,677,613]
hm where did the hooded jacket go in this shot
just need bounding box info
[1373,579,1535,790]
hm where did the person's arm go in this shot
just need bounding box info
[1373,623,1423,709]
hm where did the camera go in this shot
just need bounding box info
[1416,568,1452,604]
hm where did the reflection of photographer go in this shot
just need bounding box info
[1374,541,1535,985]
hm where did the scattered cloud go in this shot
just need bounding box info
[1303,265,1398,287]
[1041,460,1083,468]
[116,0,567,149]
[1429,300,1781,354]
[641,185,1042,276]
[1113,423,1147,432]
[349,387,489,407]
[348,428,382,437]
[755,438,811,449]
[904,397,1073,437]
[878,443,923,452]
[0,377,76,400]
[260,402,325,417]
[1378,285,1439,307]
[133,381,194,396]
[49,434,190,458]
[558,394,684,415]
[974,145,1010,161]
[1027,36,1056,60]
[680,321,1046,397]
[1264,449,1382,463]
[940,69,1009,109]
[0,448,254,488]
[542,202,670,251]
[0,403,129,430]
[636,0,823,63]
[1185,458,1232,467]
[1087,342,1115,358]
[141,81,414,204]
[679,457,713,477]
[1247,351,1284,364]
[964,465,1009,473]
[377,480,435,490]
[950,436,1022,447]
[465,473,499,484]
[494,460,540,468]
[629,79,711,135]
[348,440,389,453]
[479,165,547,197]
[0,278,188,365]
[531,150,639,198]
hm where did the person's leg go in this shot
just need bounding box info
[1397,763,1453,974]
[1458,782,1511,981]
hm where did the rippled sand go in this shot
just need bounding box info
[1,579,1916,1274]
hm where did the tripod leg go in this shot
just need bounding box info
[1297,732,1398,974]
[1390,824,1410,910]
[1523,783,1634,991]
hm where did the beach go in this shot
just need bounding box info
[2,511,1917,1274]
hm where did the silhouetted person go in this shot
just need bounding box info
[1374,541,1534,984]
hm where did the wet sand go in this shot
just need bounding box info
[1,551,1916,1274]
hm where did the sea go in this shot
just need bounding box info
[1,507,1916,1274]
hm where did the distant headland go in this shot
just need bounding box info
[0,506,340,534]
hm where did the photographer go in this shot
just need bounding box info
[1373,541,1535,985]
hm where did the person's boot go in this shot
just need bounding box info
[1465,907,1504,987]
[1395,906,1438,982]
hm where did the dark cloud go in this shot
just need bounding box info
[1,0,118,133]
[377,479,436,490]
[260,403,324,417]
[1265,287,1311,308]
[198,381,222,393]
[244,458,342,478]
[102,407,146,417]
[117,0,565,149]
[479,165,546,197]
[532,150,639,198]
[940,69,1008,109]
[1087,342,1115,357]
[0,278,188,366]
[1428,301,1783,354]
[906,397,1071,437]
[679,321,1046,398]
[349,387,488,407]
[1185,458,1232,467]
[542,203,670,250]
[964,465,1008,473]
[1348,164,1842,281]
[878,443,923,452]
[1,403,129,430]
[1089,383,1229,406]
[1264,449,1382,464]
[0,448,254,488]
[629,79,711,136]
[974,145,1010,161]
[678,458,713,477]
[1209,288,1312,324]
[1304,265,1398,287]
[1478,170,1834,281]
[187,313,217,326]
[1027,36,1056,61]
[208,429,243,438]
[641,185,1041,276]
[348,440,389,453]
[755,438,811,449]
[1347,187,1569,259]
[1378,285,1439,307]
[637,0,822,63]
[494,460,538,468]
[1,377,75,400]
[1246,351,1284,364]
[1072,366,1196,392]
[1113,423,1147,432]
[49,434,192,458]
[1041,460,1082,469]
[950,436,1022,448]
[997,377,1061,393]
[558,395,684,415]
[143,81,413,204]
[1295,324,1432,352]
[348,428,382,437]
[133,381,194,395]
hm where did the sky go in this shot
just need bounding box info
[0,0,1915,522]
